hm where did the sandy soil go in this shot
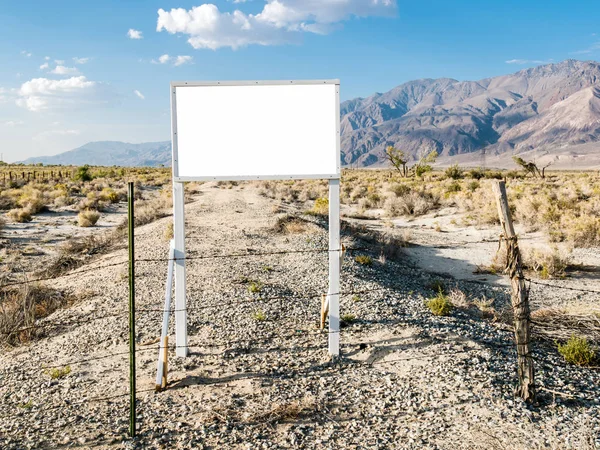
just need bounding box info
[1,184,599,449]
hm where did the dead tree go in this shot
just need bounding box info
[493,180,536,402]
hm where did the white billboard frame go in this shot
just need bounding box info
[169,80,342,358]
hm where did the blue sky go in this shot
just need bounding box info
[1,0,599,162]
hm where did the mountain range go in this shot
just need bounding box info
[21,60,600,169]
[22,141,172,167]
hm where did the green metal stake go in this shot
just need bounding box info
[128,182,136,438]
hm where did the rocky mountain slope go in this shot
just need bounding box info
[341,59,600,167]
[20,60,600,169]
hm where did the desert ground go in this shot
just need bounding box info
[1,167,600,449]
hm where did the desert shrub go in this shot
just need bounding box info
[309,197,329,215]
[8,208,32,223]
[18,188,47,214]
[445,181,462,193]
[445,164,463,180]
[523,247,571,279]
[53,195,71,207]
[355,255,373,266]
[252,310,266,321]
[483,170,503,180]
[426,290,453,316]
[44,366,71,380]
[557,336,596,366]
[132,195,172,227]
[390,190,439,216]
[248,281,263,293]
[467,168,486,179]
[466,181,480,192]
[0,193,17,210]
[74,165,93,182]
[273,214,309,234]
[390,183,411,197]
[415,164,432,177]
[350,185,368,202]
[0,285,71,345]
[99,187,120,203]
[341,313,356,324]
[565,216,600,247]
[78,210,100,227]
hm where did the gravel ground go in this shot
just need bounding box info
[1,184,599,449]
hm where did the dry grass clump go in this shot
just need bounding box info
[522,246,571,279]
[8,208,32,223]
[0,284,72,346]
[132,195,172,227]
[245,395,320,425]
[272,214,311,234]
[78,210,101,227]
[384,190,440,217]
[531,307,600,344]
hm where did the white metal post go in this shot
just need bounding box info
[328,178,341,356]
[156,240,175,389]
[173,182,188,357]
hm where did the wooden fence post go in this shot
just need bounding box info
[492,180,536,402]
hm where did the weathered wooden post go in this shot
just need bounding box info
[492,180,536,402]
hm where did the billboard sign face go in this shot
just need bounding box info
[171,80,340,181]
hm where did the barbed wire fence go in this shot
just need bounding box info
[1,183,599,439]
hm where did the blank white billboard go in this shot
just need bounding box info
[172,81,339,181]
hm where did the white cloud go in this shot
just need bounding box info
[151,54,193,66]
[134,89,145,100]
[128,28,143,39]
[16,76,97,112]
[55,59,65,64]
[505,59,552,65]
[50,65,81,75]
[4,120,24,127]
[44,56,50,61]
[21,50,32,57]
[572,42,600,55]
[40,62,49,70]
[174,55,193,66]
[73,57,90,64]
[156,1,397,50]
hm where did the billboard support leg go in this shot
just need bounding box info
[173,181,188,357]
[328,178,340,357]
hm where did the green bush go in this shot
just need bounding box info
[45,365,71,379]
[341,313,356,324]
[355,255,373,266]
[446,181,462,193]
[557,336,596,366]
[252,310,266,321]
[248,281,263,294]
[74,165,93,182]
[445,164,463,180]
[426,290,453,316]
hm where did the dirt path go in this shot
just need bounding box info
[1,184,599,449]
